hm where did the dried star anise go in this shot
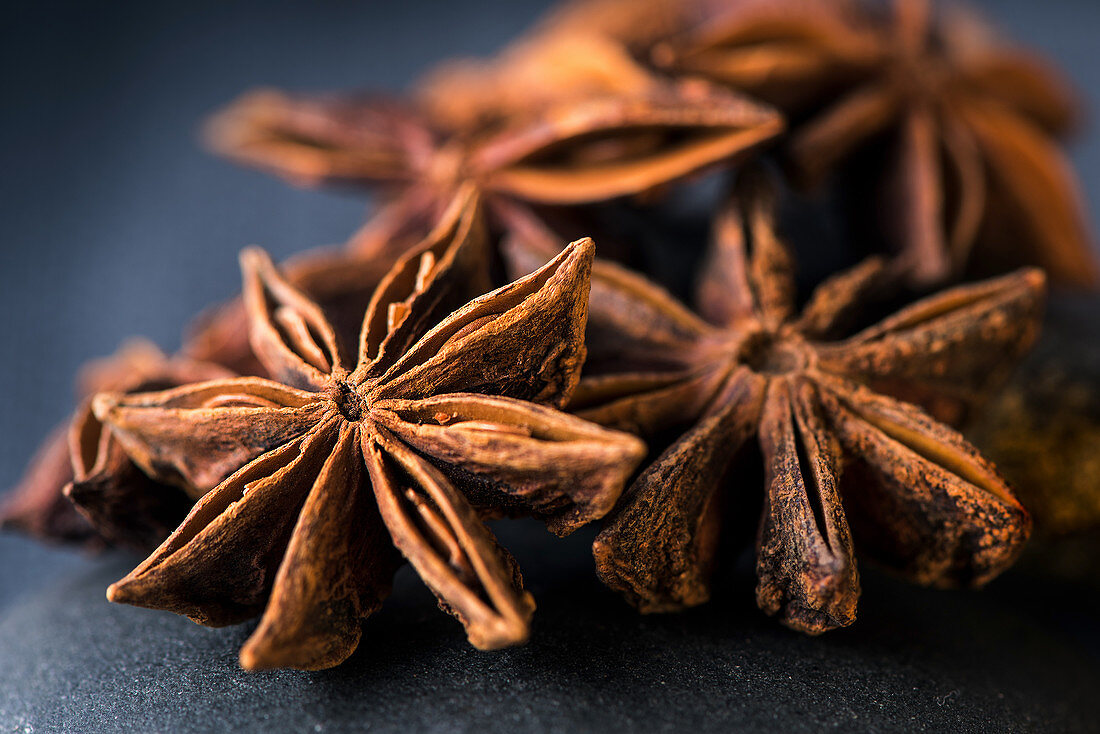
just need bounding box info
[182,242,421,379]
[204,56,782,259]
[91,192,644,670]
[415,3,703,136]
[653,0,1097,286]
[649,0,880,114]
[3,226,413,551]
[511,169,1043,633]
[0,340,233,550]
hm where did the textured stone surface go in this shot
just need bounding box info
[0,523,1098,733]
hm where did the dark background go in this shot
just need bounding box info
[2,1,1099,731]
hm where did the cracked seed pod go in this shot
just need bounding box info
[507,167,1042,633]
[3,225,423,551]
[93,188,645,670]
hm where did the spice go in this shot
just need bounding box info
[0,341,233,550]
[3,0,1085,667]
[655,0,1096,285]
[416,4,700,136]
[183,244,417,379]
[3,240,411,551]
[510,169,1043,633]
[651,0,881,114]
[205,57,782,258]
[92,190,644,669]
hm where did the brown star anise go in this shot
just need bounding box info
[510,169,1043,633]
[3,222,417,551]
[0,340,233,550]
[91,192,644,670]
[649,0,880,114]
[182,241,425,379]
[205,56,782,259]
[653,0,1097,286]
[414,2,704,136]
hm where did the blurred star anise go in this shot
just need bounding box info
[415,7,702,136]
[92,192,644,670]
[649,0,880,114]
[654,0,1097,286]
[512,170,1044,633]
[205,57,782,259]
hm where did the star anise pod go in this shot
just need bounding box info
[205,59,782,259]
[1,340,233,550]
[653,0,1097,286]
[90,193,644,670]
[415,0,709,135]
[650,0,880,114]
[530,0,703,51]
[510,168,1043,633]
[415,0,871,135]
[182,241,428,379]
[3,224,417,551]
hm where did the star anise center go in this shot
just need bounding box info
[735,330,812,377]
[326,379,368,422]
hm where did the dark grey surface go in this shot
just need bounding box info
[2,1,1100,732]
[1,524,1099,734]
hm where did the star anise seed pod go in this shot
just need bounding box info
[182,236,463,379]
[205,60,782,259]
[415,1,706,135]
[91,193,644,670]
[3,219,428,551]
[1,340,233,550]
[657,0,1096,286]
[509,168,1042,633]
[650,0,881,114]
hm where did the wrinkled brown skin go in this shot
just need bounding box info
[508,169,1042,635]
[205,58,783,259]
[94,189,645,671]
[651,0,1097,287]
[0,341,233,551]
